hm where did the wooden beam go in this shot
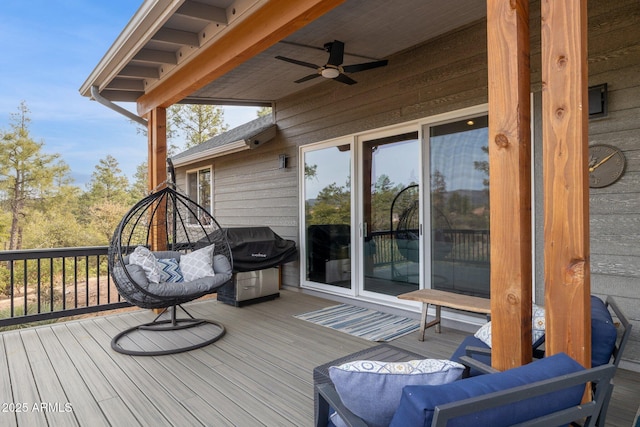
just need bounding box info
[541,0,591,368]
[136,0,345,116]
[487,0,532,371]
[148,107,167,251]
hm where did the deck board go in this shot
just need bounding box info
[4,331,49,427]
[0,290,636,427]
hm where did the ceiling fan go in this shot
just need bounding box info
[275,40,388,85]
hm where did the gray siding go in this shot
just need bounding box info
[177,0,640,367]
[584,1,640,368]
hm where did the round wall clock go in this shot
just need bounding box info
[588,144,626,188]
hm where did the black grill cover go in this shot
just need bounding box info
[225,227,297,272]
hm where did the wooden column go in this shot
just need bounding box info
[541,0,591,368]
[147,107,167,251]
[487,0,533,370]
[148,107,167,192]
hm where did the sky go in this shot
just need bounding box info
[0,1,260,187]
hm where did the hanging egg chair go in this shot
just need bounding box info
[108,165,233,356]
[390,184,453,282]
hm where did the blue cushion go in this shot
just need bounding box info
[329,359,464,427]
[591,296,617,367]
[389,353,585,427]
[450,335,492,377]
[157,258,184,283]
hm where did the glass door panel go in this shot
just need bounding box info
[303,144,352,289]
[428,116,490,297]
[361,132,420,296]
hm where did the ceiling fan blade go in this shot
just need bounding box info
[275,55,320,70]
[342,59,389,73]
[326,40,345,67]
[334,73,357,85]
[294,73,322,84]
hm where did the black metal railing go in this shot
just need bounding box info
[370,228,490,265]
[0,247,130,328]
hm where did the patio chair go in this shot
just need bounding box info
[313,295,630,426]
[108,171,233,356]
[451,295,632,376]
[315,352,615,427]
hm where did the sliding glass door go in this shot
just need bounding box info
[300,107,491,302]
[302,142,352,291]
[360,131,420,296]
[426,115,490,297]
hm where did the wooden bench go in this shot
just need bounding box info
[398,289,490,341]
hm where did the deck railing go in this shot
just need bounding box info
[0,247,130,328]
[370,228,490,265]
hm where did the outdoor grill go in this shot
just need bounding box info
[217,227,297,306]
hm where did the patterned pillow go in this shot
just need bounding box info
[128,246,161,283]
[532,303,546,343]
[157,258,184,283]
[179,244,215,281]
[329,359,464,427]
[474,321,493,346]
[474,303,546,347]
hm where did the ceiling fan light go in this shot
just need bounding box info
[321,68,340,79]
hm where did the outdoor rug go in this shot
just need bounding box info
[294,304,420,342]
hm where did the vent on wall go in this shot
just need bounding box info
[589,83,608,118]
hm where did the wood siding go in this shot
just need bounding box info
[176,0,640,368]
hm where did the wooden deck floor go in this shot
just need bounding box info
[0,290,637,426]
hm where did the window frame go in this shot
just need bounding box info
[185,166,213,222]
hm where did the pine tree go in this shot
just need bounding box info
[169,104,228,149]
[0,102,69,250]
[84,155,131,205]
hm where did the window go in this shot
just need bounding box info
[426,115,490,297]
[186,167,212,223]
[302,142,352,290]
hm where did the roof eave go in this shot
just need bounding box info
[172,123,276,167]
[79,0,183,99]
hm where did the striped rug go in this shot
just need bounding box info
[294,304,420,342]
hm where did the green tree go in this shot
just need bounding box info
[130,161,149,201]
[257,106,272,118]
[88,200,130,243]
[85,155,131,205]
[0,102,70,250]
[169,104,228,149]
[81,155,132,244]
[307,181,350,225]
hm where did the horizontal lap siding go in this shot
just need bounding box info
[173,0,640,367]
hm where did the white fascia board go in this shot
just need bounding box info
[172,140,249,167]
[80,0,183,97]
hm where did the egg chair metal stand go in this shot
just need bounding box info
[108,177,233,356]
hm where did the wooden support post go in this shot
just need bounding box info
[148,107,167,192]
[541,0,591,368]
[148,107,168,251]
[487,0,533,371]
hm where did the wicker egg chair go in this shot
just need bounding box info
[108,180,233,356]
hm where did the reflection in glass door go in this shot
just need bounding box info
[428,116,490,298]
[303,144,352,289]
[361,132,420,296]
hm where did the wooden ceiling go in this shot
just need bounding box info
[81,0,486,107]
